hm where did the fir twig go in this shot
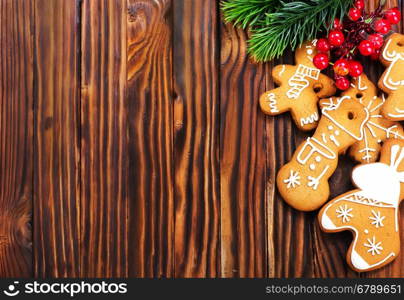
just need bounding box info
[248,0,353,61]
[221,0,282,29]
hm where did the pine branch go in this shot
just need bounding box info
[248,0,353,62]
[221,0,282,29]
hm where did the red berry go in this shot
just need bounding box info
[335,77,350,90]
[348,61,363,77]
[384,8,401,25]
[328,30,345,46]
[354,0,365,10]
[333,18,343,31]
[349,8,362,21]
[374,18,391,34]
[313,53,329,70]
[368,33,384,49]
[370,48,381,60]
[333,59,350,76]
[316,38,330,52]
[358,40,375,56]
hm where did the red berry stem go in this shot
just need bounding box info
[313,2,400,90]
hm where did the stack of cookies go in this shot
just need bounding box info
[260,34,404,272]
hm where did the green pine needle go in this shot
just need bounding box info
[248,0,353,62]
[221,0,282,29]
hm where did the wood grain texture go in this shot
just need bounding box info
[220,23,267,278]
[1,0,404,278]
[80,0,129,277]
[126,0,174,277]
[0,0,33,278]
[173,0,220,277]
[33,0,80,278]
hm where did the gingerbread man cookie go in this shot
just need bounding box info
[343,74,404,163]
[259,40,336,131]
[378,33,404,120]
[277,96,369,211]
[319,139,404,272]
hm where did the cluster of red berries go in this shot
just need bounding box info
[312,0,401,90]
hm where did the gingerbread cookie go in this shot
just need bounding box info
[319,139,404,272]
[277,96,369,211]
[259,40,336,131]
[378,33,404,120]
[343,74,404,163]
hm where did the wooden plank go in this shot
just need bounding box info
[126,0,174,277]
[80,0,129,277]
[173,0,220,277]
[33,0,80,278]
[0,0,33,278]
[220,24,267,277]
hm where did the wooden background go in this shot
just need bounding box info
[1,0,404,278]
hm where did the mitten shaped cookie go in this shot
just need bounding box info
[319,139,404,272]
[343,74,404,163]
[378,33,404,120]
[277,96,369,211]
[259,40,336,131]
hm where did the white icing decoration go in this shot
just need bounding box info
[300,112,318,127]
[309,164,315,170]
[334,130,340,136]
[369,210,385,228]
[357,75,368,91]
[297,137,336,165]
[322,196,397,270]
[283,170,301,188]
[368,121,404,139]
[382,38,404,91]
[321,214,336,230]
[388,108,404,119]
[329,135,340,147]
[356,94,403,162]
[364,229,369,234]
[307,49,313,55]
[352,144,404,208]
[267,93,279,113]
[328,125,333,130]
[322,96,369,141]
[278,65,286,77]
[307,165,329,190]
[315,156,321,162]
[286,64,320,99]
[351,250,395,271]
[336,204,353,223]
[364,236,383,255]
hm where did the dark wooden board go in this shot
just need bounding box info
[220,22,268,277]
[0,0,403,278]
[33,0,80,278]
[80,0,129,277]
[127,0,174,277]
[173,0,221,277]
[0,0,33,278]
